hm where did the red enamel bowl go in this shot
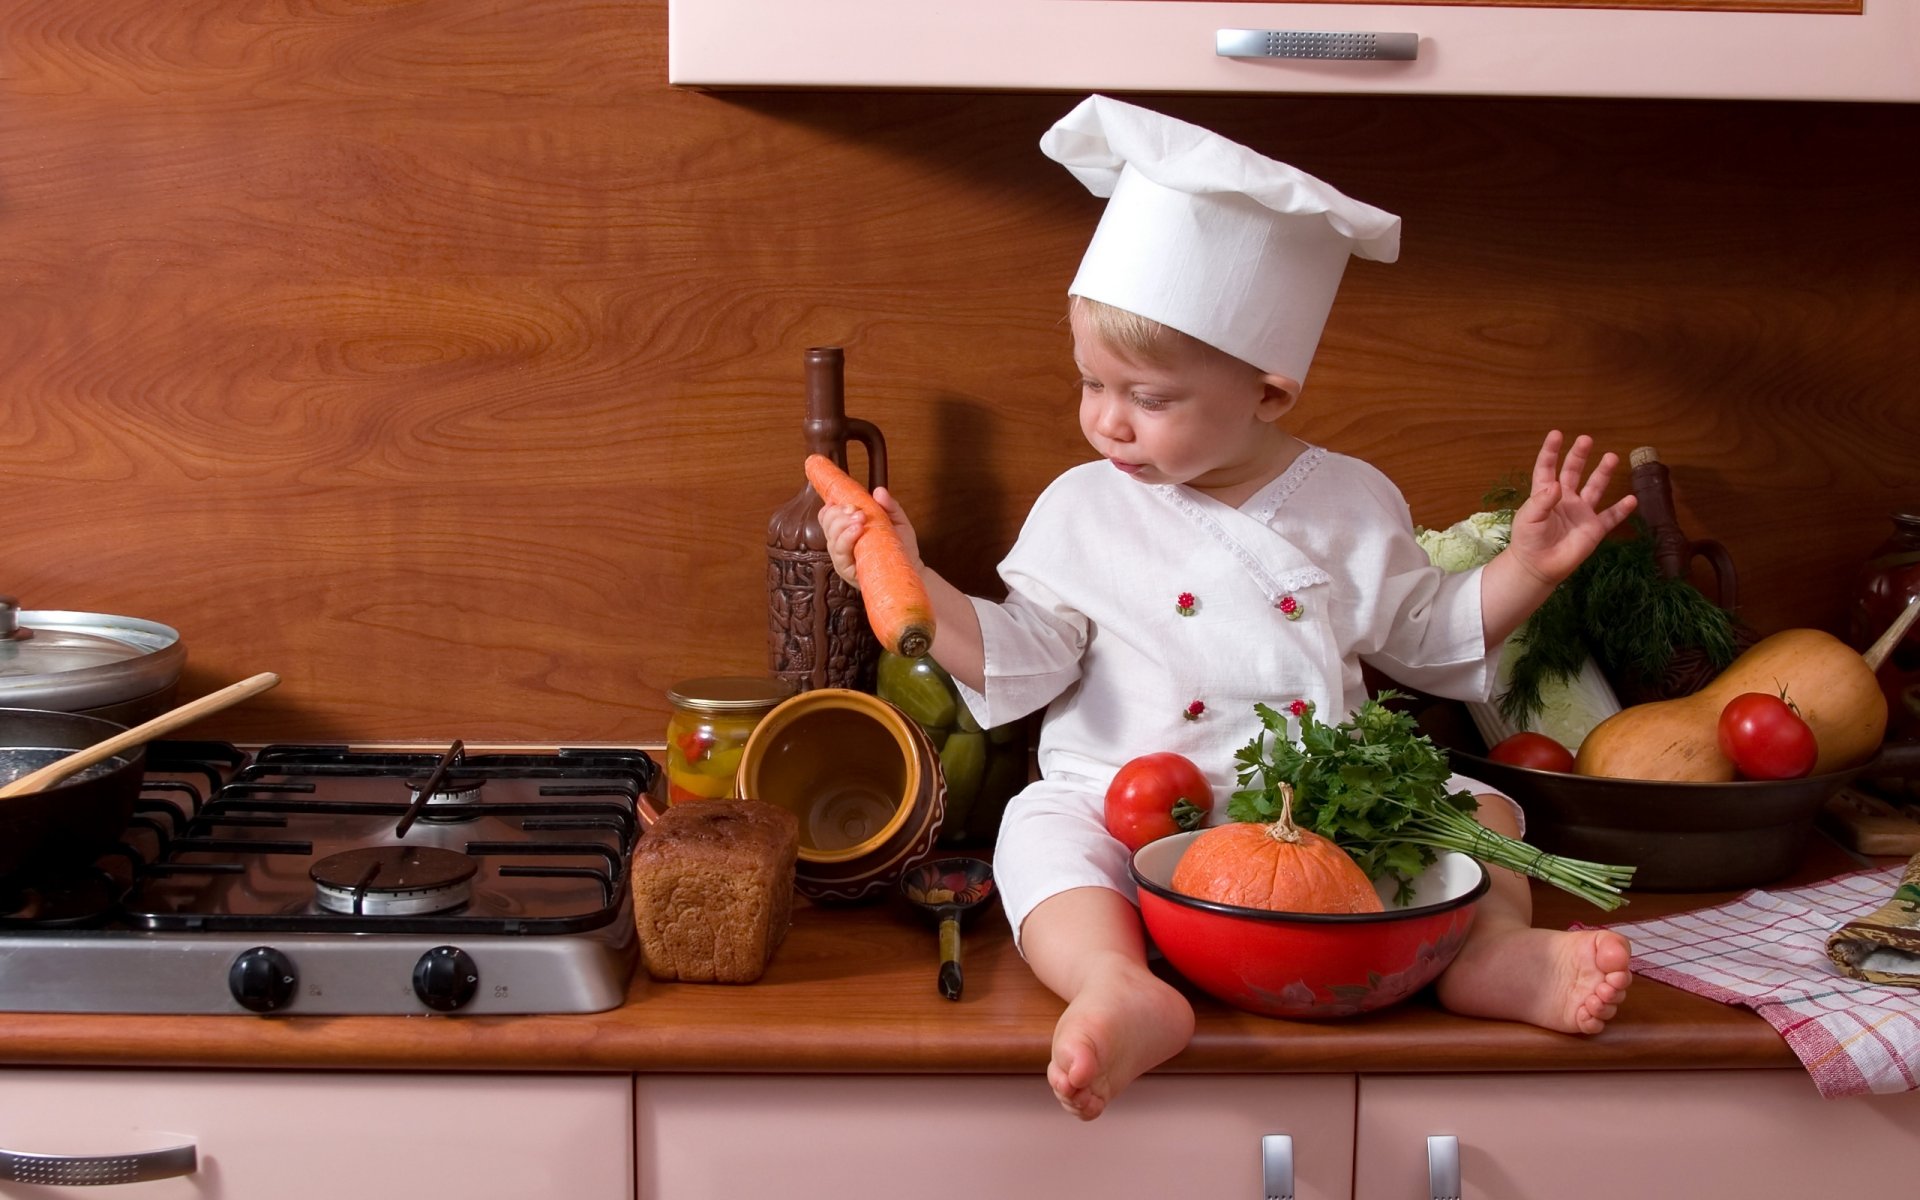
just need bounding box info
[1130,831,1489,1019]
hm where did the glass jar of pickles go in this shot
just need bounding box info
[664,676,794,805]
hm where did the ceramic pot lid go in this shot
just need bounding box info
[0,596,187,712]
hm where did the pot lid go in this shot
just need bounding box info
[0,597,187,712]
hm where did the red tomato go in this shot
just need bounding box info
[1486,731,1576,773]
[1717,692,1818,780]
[1104,752,1215,853]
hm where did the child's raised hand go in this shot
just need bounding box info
[1506,431,1638,586]
[819,486,924,590]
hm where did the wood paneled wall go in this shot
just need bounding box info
[3,2,1915,743]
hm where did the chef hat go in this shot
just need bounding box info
[1040,95,1400,383]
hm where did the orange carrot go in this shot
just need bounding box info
[804,453,936,659]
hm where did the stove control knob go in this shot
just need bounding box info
[413,946,479,1012]
[228,946,298,1013]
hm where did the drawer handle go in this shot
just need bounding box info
[1260,1133,1294,1200]
[1216,29,1419,61]
[1427,1134,1461,1200]
[0,1143,198,1187]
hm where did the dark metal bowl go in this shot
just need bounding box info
[1424,702,1920,891]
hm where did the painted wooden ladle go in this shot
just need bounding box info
[0,672,281,799]
[900,855,997,1002]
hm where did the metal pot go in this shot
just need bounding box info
[0,597,185,724]
[0,708,147,882]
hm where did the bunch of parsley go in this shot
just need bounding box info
[1228,694,1634,910]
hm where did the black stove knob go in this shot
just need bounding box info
[228,946,298,1013]
[412,945,479,1012]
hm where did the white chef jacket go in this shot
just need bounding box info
[954,446,1508,946]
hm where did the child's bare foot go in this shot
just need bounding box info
[1435,924,1632,1034]
[1047,962,1195,1120]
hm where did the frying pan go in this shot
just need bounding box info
[1439,730,1920,892]
[0,709,147,882]
[0,673,280,882]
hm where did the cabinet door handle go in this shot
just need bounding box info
[0,1143,198,1186]
[1427,1134,1461,1200]
[1216,29,1418,61]
[1260,1133,1294,1200]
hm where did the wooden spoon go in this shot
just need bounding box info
[1864,596,1920,673]
[0,672,281,799]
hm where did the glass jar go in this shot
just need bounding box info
[664,676,794,805]
[1851,509,1920,748]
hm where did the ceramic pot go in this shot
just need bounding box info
[737,688,945,903]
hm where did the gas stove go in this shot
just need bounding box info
[0,740,656,1015]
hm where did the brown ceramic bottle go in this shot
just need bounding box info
[766,347,886,694]
[1629,446,1739,608]
[1624,446,1758,700]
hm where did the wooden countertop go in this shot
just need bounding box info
[0,839,1878,1077]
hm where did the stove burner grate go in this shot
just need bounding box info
[116,744,652,936]
[0,740,656,1016]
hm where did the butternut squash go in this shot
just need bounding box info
[1574,628,1887,782]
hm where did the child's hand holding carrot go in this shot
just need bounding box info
[821,488,922,583]
[806,454,937,659]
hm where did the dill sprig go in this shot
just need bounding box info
[1499,519,1738,727]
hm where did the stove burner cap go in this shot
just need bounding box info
[406,774,485,803]
[309,845,479,916]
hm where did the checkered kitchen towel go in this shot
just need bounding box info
[1586,861,1920,1098]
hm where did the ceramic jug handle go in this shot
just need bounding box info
[1687,537,1739,611]
[844,417,888,494]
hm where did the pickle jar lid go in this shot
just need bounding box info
[667,675,795,715]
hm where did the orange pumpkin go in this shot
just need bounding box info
[1170,785,1382,914]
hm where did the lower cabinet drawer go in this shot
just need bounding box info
[1355,1070,1920,1200]
[0,1070,632,1200]
[637,1073,1355,1200]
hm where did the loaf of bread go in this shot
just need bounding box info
[630,799,799,984]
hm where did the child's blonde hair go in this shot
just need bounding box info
[1069,295,1258,376]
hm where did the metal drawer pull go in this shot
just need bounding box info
[1216,29,1418,62]
[1260,1133,1294,1200]
[0,1143,198,1187]
[1427,1134,1461,1200]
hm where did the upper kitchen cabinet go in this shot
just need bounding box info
[668,0,1919,101]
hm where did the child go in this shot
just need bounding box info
[820,95,1635,1122]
